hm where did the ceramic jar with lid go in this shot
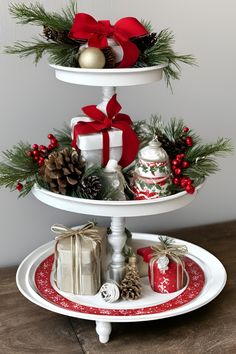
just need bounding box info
[132,138,171,200]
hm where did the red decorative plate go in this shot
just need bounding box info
[35,255,205,316]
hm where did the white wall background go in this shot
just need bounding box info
[0,0,235,267]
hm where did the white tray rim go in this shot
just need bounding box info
[32,183,203,206]
[50,63,167,74]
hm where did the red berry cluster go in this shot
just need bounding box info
[27,134,58,167]
[183,127,193,147]
[171,127,195,194]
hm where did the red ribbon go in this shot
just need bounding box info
[72,95,139,167]
[69,13,148,68]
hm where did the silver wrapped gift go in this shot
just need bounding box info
[52,223,107,295]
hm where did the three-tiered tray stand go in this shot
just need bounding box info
[16,65,226,344]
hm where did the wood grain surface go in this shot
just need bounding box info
[0,221,235,354]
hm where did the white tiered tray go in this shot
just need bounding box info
[16,233,226,344]
[17,64,220,345]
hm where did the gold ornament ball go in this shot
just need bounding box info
[78,47,106,69]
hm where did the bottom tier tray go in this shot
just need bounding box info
[16,232,226,343]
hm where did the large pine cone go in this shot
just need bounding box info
[40,148,85,195]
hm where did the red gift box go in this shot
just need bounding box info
[137,245,187,294]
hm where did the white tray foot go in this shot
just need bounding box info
[95,321,112,343]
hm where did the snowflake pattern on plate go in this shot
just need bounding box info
[35,256,205,316]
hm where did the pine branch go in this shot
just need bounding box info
[0,142,38,190]
[163,118,200,144]
[140,19,153,33]
[159,235,173,246]
[5,39,79,66]
[184,158,219,178]
[185,138,233,161]
[135,29,196,88]
[9,1,77,31]
[53,124,72,148]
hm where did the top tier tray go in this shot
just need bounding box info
[50,64,165,87]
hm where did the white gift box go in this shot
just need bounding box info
[71,117,123,166]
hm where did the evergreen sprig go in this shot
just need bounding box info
[184,138,233,180]
[141,19,153,33]
[9,1,77,31]
[185,138,233,160]
[53,124,72,148]
[162,117,200,145]
[135,29,196,88]
[5,39,79,66]
[0,142,38,197]
[6,2,80,66]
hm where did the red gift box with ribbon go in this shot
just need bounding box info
[137,240,188,293]
[72,94,139,168]
[69,13,148,68]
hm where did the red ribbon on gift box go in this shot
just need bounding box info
[69,13,148,68]
[72,94,139,167]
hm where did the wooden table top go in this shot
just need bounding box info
[0,221,235,354]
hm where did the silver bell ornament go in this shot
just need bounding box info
[132,137,172,200]
[78,47,106,69]
[102,160,127,201]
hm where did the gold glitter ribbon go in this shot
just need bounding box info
[52,222,102,295]
[149,242,188,291]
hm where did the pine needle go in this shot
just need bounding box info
[135,29,196,89]
[5,39,79,66]
[53,124,72,148]
[9,1,77,31]
[141,19,153,33]
[0,142,38,193]
[185,138,233,160]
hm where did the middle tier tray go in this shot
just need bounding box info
[32,183,203,217]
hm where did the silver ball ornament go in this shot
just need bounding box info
[78,47,106,69]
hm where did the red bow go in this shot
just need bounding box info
[72,95,139,167]
[69,13,148,68]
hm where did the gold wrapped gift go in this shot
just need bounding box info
[52,222,107,295]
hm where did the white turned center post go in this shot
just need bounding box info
[108,216,127,283]
[96,86,116,113]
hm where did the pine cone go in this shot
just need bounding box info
[102,47,116,68]
[131,33,158,52]
[43,26,80,45]
[157,133,188,159]
[78,175,102,199]
[40,148,85,195]
[120,257,142,300]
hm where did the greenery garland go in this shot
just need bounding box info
[0,118,232,199]
[5,1,196,87]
